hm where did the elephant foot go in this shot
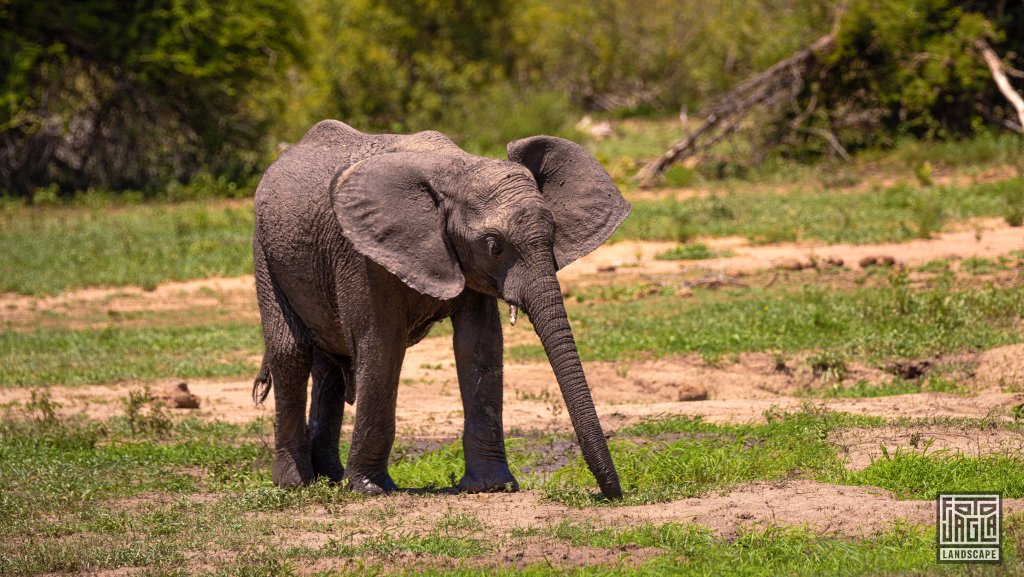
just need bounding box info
[345,470,398,496]
[312,462,345,484]
[459,467,518,494]
[311,449,345,484]
[272,448,314,488]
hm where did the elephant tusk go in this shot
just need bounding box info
[509,304,518,327]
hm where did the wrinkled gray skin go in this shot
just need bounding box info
[252,120,630,499]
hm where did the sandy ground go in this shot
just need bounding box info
[833,425,1024,470]
[565,218,1024,280]
[6,337,1024,433]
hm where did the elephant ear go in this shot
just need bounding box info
[331,152,465,300]
[508,136,631,269]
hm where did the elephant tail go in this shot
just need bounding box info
[252,358,272,405]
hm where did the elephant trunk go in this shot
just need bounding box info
[520,270,622,499]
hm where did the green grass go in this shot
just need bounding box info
[613,178,1024,245]
[800,376,965,399]
[510,273,1024,363]
[0,323,262,387]
[547,407,1024,507]
[842,451,1024,500]
[542,522,951,577]
[655,242,730,261]
[590,118,1022,190]
[547,407,880,506]
[0,199,254,295]
[2,176,1022,296]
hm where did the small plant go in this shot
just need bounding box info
[1004,184,1024,227]
[914,258,951,273]
[808,351,848,383]
[707,194,735,220]
[30,183,61,206]
[662,164,696,188]
[121,386,173,437]
[615,363,631,379]
[960,256,995,275]
[656,242,723,261]
[25,388,60,424]
[700,350,725,367]
[772,352,790,373]
[914,161,934,187]
[1011,403,1024,422]
[665,197,697,243]
[909,191,944,239]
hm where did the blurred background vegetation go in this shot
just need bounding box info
[1,0,1021,199]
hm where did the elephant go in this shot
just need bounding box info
[251,120,630,499]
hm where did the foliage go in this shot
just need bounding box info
[512,0,833,114]
[121,386,173,437]
[0,0,306,197]
[549,406,1024,506]
[767,0,1024,162]
[3,1,1022,196]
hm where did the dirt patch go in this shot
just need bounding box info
[832,425,1024,470]
[4,339,1022,433]
[284,481,1024,542]
[975,343,1024,391]
[563,218,1024,281]
[0,276,258,331]
[490,539,657,570]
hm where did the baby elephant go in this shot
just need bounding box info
[252,120,629,498]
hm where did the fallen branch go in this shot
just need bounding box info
[976,38,1024,134]
[638,33,836,185]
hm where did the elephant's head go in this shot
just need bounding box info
[331,135,630,498]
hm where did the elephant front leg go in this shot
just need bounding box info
[344,335,404,495]
[453,291,517,493]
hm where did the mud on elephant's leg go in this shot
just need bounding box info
[309,350,350,483]
[453,292,517,493]
[344,336,405,496]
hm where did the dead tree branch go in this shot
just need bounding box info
[976,38,1024,133]
[638,33,836,185]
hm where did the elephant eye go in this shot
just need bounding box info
[485,236,503,256]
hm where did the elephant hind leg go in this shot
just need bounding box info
[263,325,314,488]
[255,240,315,488]
[309,350,350,483]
